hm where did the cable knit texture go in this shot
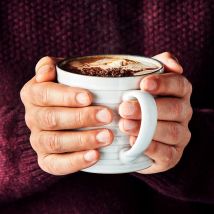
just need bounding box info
[0,0,214,210]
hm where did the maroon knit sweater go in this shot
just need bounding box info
[0,0,214,212]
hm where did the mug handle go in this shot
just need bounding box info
[119,90,157,164]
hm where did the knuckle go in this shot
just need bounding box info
[187,130,192,142]
[177,76,187,96]
[29,133,38,152]
[145,141,158,155]
[169,123,180,143]
[41,88,49,106]
[161,80,168,92]
[74,110,84,127]
[25,113,33,129]
[76,134,87,148]
[182,104,193,123]
[37,156,48,173]
[184,129,191,146]
[187,106,193,120]
[47,133,62,153]
[43,108,58,129]
[20,84,29,103]
[62,92,71,106]
[188,81,193,94]
[183,78,190,95]
[172,101,184,119]
[172,147,182,167]
[31,83,49,105]
[78,132,97,148]
[61,90,78,106]
[162,147,174,169]
[40,85,50,106]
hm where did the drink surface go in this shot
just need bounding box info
[60,55,160,77]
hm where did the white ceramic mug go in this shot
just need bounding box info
[56,55,164,174]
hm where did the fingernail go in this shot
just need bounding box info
[37,64,54,75]
[96,130,110,144]
[120,102,135,116]
[84,150,97,162]
[173,56,179,63]
[142,79,157,91]
[123,120,137,131]
[167,58,179,66]
[96,109,112,123]
[76,93,91,105]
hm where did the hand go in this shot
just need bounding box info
[118,52,193,174]
[20,56,114,175]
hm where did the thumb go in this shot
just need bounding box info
[35,56,63,82]
[152,52,183,74]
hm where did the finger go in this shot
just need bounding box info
[129,137,182,173]
[35,56,63,82]
[140,73,192,97]
[155,98,192,122]
[129,135,137,146]
[137,141,183,174]
[29,81,92,107]
[119,98,192,123]
[118,100,141,120]
[38,150,99,175]
[120,119,190,147]
[153,121,191,146]
[118,119,140,136]
[152,52,183,73]
[29,106,113,130]
[30,129,114,154]
[20,77,36,108]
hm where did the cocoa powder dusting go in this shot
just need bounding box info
[63,66,135,77]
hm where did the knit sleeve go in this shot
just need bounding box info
[0,100,60,202]
[132,108,214,203]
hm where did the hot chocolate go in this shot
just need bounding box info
[59,55,160,77]
[56,55,164,173]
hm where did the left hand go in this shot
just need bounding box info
[118,52,193,174]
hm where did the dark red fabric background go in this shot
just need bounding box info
[0,0,213,212]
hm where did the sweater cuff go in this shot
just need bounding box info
[131,108,214,203]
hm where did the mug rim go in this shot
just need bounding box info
[57,54,164,79]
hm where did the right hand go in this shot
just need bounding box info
[20,56,114,175]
